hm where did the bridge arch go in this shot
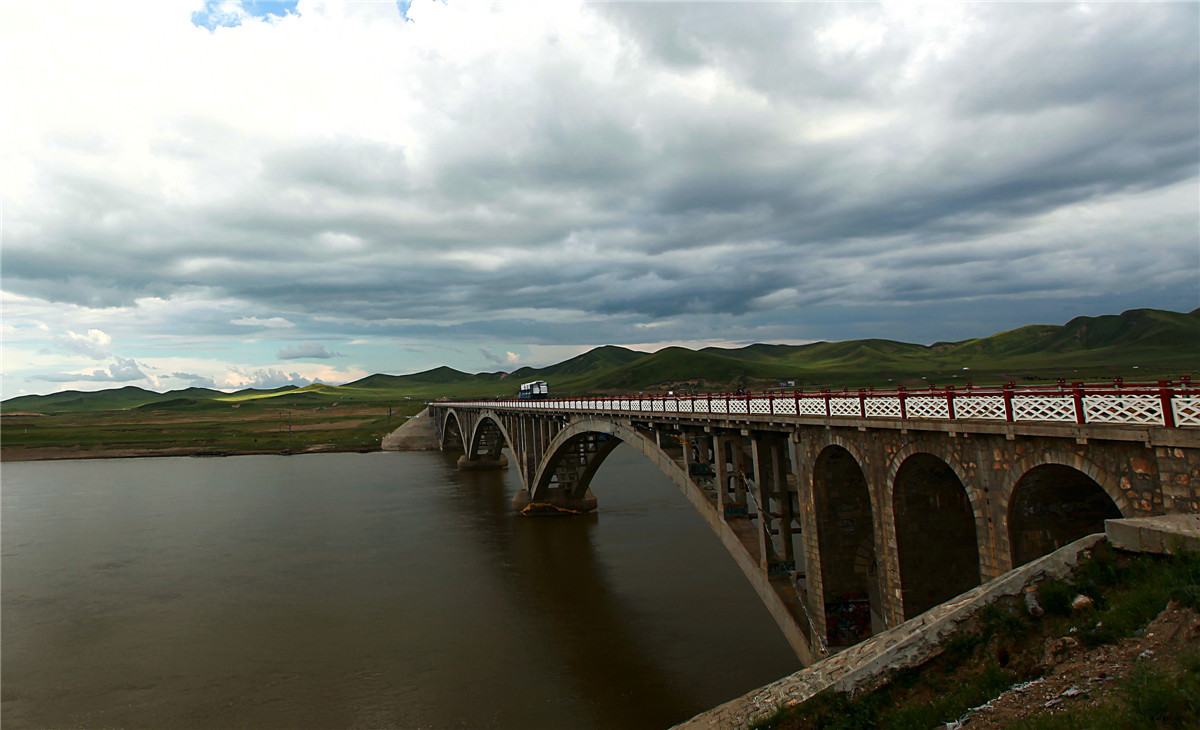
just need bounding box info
[528,419,631,505]
[811,444,883,647]
[467,411,515,460]
[440,409,468,453]
[888,451,982,620]
[998,449,1130,524]
[1002,451,1128,568]
[525,418,817,662]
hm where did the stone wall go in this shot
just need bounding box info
[793,426,1185,634]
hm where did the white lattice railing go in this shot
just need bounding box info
[441,380,1199,429]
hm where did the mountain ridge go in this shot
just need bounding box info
[5,308,1196,413]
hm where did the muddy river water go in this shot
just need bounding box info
[2,447,797,728]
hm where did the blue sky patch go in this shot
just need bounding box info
[192,0,299,31]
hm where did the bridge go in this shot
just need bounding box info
[429,380,1200,663]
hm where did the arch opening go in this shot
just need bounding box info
[1008,464,1122,568]
[441,411,465,452]
[812,446,882,647]
[526,430,622,513]
[893,453,980,619]
[470,416,508,459]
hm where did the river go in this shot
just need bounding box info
[1,447,798,729]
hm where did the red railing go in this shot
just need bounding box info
[441,378,1199,429]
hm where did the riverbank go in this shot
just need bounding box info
[0,400,427,462]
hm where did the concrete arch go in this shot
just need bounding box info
[889,450,983,620]
[440,409,468,453]
[526,417,818,663]
[529,418,635,501]
[467,411,516,460]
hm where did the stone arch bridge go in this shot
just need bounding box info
[429,382,1200,664]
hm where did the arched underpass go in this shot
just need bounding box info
[893,453,981,620]
[440,411,465,451]
[1008,464,1123,567]
[812,445,882,647]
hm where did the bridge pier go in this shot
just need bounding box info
[512,487,599,515]
[457,453,509,470]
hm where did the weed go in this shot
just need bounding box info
[1038,579,1074,617]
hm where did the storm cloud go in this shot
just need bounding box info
[1,0,1196,396]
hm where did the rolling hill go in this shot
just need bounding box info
[4,308,1196,414]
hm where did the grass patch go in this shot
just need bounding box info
[1014,653,1200,729]
[1056,543,1200,647]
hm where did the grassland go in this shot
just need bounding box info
[2,307,1196,461]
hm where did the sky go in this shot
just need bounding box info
[1,0,1197,398]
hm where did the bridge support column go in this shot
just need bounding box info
[751,433,779,570]
[732,434,749,512]
[714,433,730,515]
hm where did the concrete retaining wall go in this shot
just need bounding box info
[677,532,1106,729]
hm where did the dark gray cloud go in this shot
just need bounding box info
[169,371,219,388]
[2,1,1196,355]
[278,343,343,359]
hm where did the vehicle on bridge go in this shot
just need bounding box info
[518,380,549,400]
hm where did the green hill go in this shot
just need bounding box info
[510,345,644,380]
[3,385,169,413]
[4,308,1196,414]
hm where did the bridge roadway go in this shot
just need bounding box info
[429,380,1200,663]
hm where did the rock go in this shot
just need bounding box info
[1025,589,1045,617]
[1043,636,1080,667]
[1071,594,1095,611]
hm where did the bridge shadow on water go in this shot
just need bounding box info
[433,445,792,728]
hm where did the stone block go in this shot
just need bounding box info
[1106,515,1200,555]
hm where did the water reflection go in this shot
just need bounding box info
[442,452,703,728]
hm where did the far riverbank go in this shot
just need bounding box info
[0,400,427,463]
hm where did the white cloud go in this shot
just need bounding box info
[227,368,312,390]
[231,316,295,329]
[40,356,148,383]
[58,328,113,359]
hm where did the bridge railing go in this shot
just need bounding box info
[438,379,1200,429]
